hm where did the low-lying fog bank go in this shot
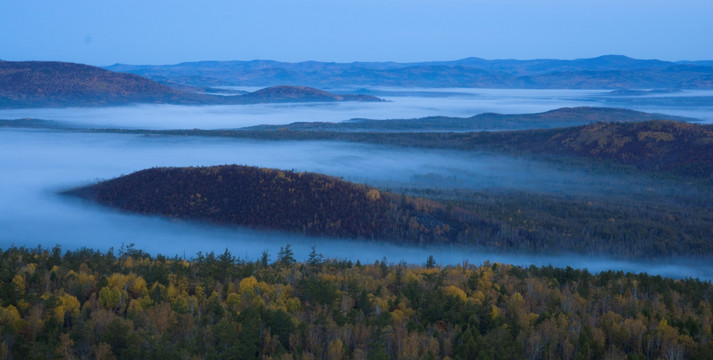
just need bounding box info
[2,128,711,280]
[14,199,713,281]
[0,88,710,129]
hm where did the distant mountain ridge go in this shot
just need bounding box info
[245,107,697,132]
[0,61,381,108]
[105,55,713,89]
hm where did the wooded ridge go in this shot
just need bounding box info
[63,165,476,244]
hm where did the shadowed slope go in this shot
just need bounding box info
[65,165,477,243]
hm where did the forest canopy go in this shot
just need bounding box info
[0,245,711,359]
[63,165,473,245]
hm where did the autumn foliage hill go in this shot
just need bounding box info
[462,120,713,179]
[65,165,477,243]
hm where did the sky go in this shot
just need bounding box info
[2,0,712,66]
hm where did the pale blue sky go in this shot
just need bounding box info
[2,0,712,65]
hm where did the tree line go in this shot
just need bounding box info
[1,245,711,359]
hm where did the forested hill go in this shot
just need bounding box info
[41,125,713,258]
[0,61,187,107]
[0,61,381,108]
[240,119,713,180]
[239,85,379,103]
[461,120,713,179]
[64,165,477,243]
[245,107,696,132]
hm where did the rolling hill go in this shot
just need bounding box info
[244,106,697,132]
[238,110,713,180]
[239,85,379,103]
[471,120,713,179]
[64,165,479,243]
[0,60,186,107]
[0,61,381,108]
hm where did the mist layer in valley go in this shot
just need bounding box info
[1,88,712,129]
[2,128,712,280]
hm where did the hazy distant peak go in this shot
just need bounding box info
[241,85,382,103]
[248,85,335,98]
[104,55,713,89]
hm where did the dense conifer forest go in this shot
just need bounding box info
[0,246,711,359]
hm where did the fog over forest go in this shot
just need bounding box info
[2,89,712,280]
[0,89,711,129]
[5,3,713,358]
[1,128,710,280]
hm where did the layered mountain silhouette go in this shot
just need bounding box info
[106,55,713,89]
[0,61,381,108]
